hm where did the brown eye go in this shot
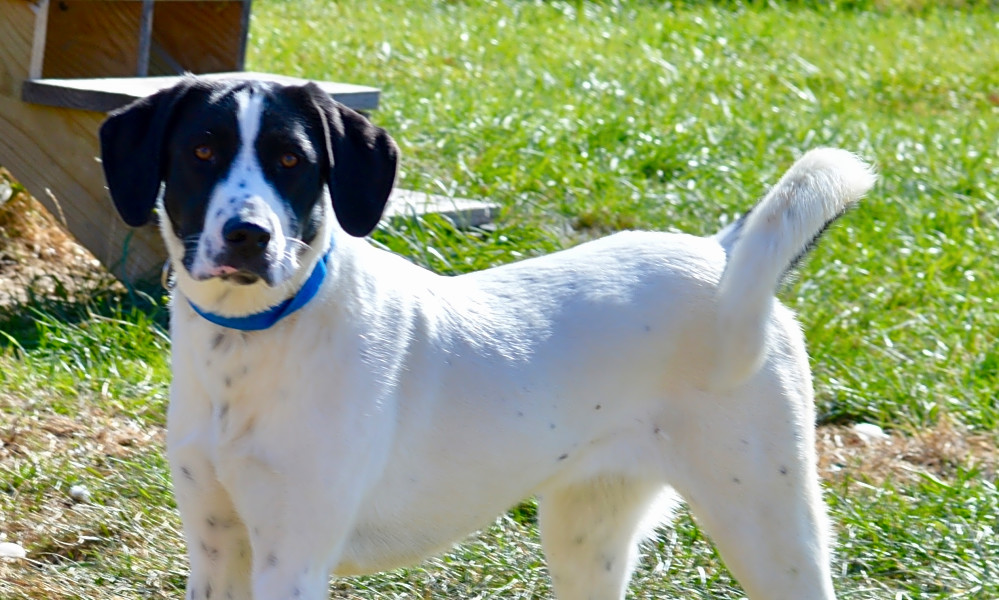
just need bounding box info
[194,144,213,161]
[280,153,299,168]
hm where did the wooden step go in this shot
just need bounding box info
[385,189,497,228]
[22,72,381,113]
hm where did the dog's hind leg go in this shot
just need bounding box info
[663,388,835,599]
[537,477,668,600]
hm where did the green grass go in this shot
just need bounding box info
[2,0,999,598]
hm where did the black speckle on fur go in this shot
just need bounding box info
[200,541,219,559]
[558,453,568,461]
[211,333,225,350]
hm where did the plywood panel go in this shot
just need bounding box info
[0,96,164,282]
[0,0,38,96]
[43,1,144,78]
[150,1,245,74]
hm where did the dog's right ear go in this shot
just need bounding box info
[99,78,198,227]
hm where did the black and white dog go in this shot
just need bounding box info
[100,76,874,600]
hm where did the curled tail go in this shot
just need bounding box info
[710,148,876,390]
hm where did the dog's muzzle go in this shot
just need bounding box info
[207,217,275,285]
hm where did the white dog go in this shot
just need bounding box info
[99,76,875,600]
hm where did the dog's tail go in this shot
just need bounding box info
[709,148,876,390]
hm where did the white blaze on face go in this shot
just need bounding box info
[188,88,300,285]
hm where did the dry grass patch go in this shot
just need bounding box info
[818,419,999,487]
[0,170,112,307]
[0,393,176,600]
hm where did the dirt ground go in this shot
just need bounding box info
[0,177,112,307]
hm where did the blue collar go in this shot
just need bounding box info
[188,249,331,331]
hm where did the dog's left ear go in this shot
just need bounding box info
[300,83,399,237]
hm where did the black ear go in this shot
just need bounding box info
[302,83,399,237]
[98,78,199,227]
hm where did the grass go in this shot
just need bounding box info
[2,0,999,597]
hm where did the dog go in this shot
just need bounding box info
[99,76,874,600]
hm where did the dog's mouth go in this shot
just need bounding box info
[192,263,268,286]
[219,270,261,286]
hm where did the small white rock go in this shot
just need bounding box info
[0,179,12,206]
[853,422,889,444]
[68,484,91,503]
[0,542,26,560]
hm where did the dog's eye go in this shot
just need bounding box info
[280,153,299,168]
[194,145,214,161]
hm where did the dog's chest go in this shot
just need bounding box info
[182,325,303,418]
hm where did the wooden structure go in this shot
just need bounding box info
[0,0,494,284]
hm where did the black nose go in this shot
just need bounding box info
[222,218,271,257]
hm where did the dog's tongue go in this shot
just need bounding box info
[209,265,240,277]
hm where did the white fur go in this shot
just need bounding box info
[711,148,876,389]
[163,147,874,600]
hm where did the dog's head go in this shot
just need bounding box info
[99,77,398,313]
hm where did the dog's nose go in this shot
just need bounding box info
[222,218,271,257]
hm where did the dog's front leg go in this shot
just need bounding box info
[220,461,368,600]
[217,414,387,600]
[170,442,254,600]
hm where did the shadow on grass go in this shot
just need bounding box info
[0,273,168,353]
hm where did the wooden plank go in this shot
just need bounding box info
[385,190,498,228]
[0,0,38,96]
[22,72,381,113]
[136,0,153,76]
[42,1,144,78]
[28,0,48,79]
[149,1,244,74]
